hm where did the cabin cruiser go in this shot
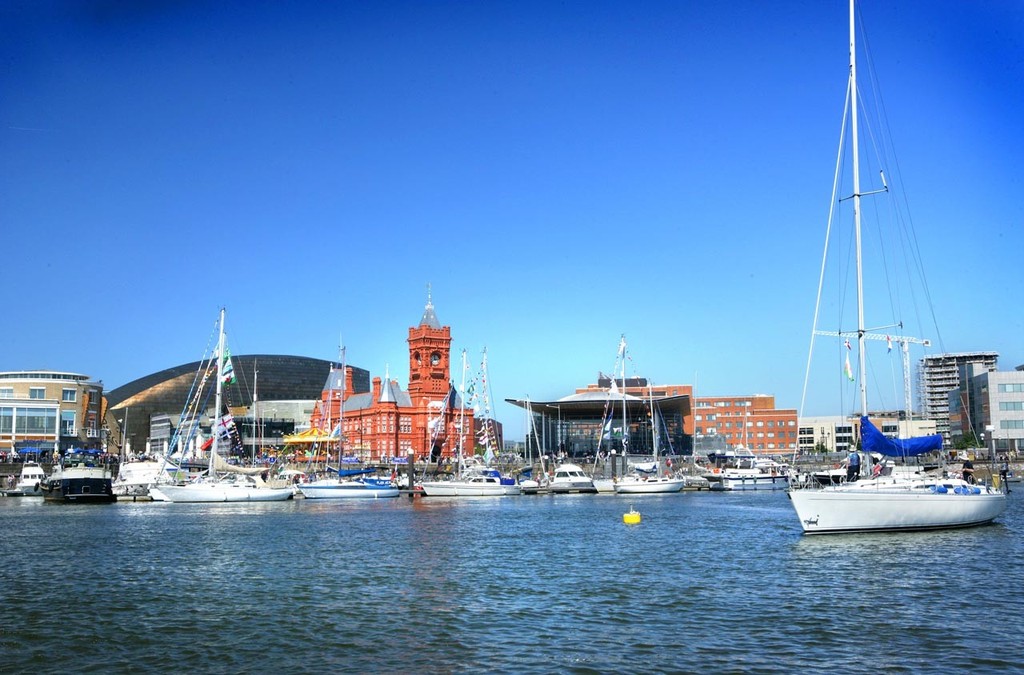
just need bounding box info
[548,463,597,494]
[40,449,115,503]
[1,462,47,497]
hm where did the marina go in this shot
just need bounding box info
[1,488,1021,673]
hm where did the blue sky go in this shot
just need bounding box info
[3,0,1022,440]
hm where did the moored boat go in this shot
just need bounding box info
[548,463,597,494]
[40,449,115,503]
[2,462,47,497]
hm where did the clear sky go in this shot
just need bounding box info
[3,1,1022,440]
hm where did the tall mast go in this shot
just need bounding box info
[850,0,868,417]
[457,348,468,476]
[251,365,258,466]
[649,381,658,477]
[212,307,226,477]
[338,344,346,463]
[619,335,627,457]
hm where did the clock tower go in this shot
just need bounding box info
[407,290,451,401]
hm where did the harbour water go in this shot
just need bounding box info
[2,490,1021,674]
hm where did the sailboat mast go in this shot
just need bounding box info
[619,335,627,457]
[338,345,346,462]
[457,349,468,476]
[850,0,868,418]
[212,307,226,476]
[251,366,258,466]
[649,382,658,477]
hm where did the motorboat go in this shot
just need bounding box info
[548,463,597,494]
[705,454,790,491]
[2,462,47,497]
[40,449,115,503]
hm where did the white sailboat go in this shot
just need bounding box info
[420,349,521,497]
[614,366,684,495]
[153,309,293,503]
[788,0,1006,533]
[299,347,399,499]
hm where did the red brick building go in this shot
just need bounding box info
[693,394,797,454]
[309,296,497,462]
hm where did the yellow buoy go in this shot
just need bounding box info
[623,508,641,525]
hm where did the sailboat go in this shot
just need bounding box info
[299,348,399,499]
[151,309,294,503]
[420,349,521,496]
[787,0,1006,533]
[613,353,684,495]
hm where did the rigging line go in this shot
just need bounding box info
[799,72,852,420]
[858,6,944,355]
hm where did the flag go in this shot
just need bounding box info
[844,353,855,382]
[602,417,613,440]
[844,338,852,351]
[886,335,893,353]
[221,347,236,385]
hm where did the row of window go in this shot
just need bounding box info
[1001,420,1024,429]
[0,407,58,435]
[999,401,1024,411]
[0,387,78,401]
[998,383,1024,393]
[695,400,753,408]
[695,416,795,427]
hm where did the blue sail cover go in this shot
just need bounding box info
[860,416,942,457]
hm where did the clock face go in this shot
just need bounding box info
[430,352,441,366]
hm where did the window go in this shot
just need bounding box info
[62,389,77,402]
[998,383,1024,393]
[1000,420,1024,429]
[61,410,76,436]
[0,388,13,399]
[999,401,1024,411]
[29,387,46,400]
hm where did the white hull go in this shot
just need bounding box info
[548,463,597,494]
[153,482,294,503]
[614,477,685,494]
[789,478,1007,534]
[299,479,399,499]
[710,474,789,491]
[592,478,617,494]
[420,481,521,497]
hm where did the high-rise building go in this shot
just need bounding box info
[919,351,998,442]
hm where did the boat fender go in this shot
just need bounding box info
[972,487,981,495]
[930,485,948,494]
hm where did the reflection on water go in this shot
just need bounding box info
[1,491,1020,673]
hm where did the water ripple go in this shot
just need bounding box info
[1,491,1021,673]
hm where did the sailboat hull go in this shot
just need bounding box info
[788,480,1007,534]
[153,482,294,502]
[614,477,685,494]
[299,479,399,499]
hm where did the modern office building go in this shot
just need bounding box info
[0,371,104,455]
[919,351,998,442]
[950,362,1024,457]
[507,378,692,460]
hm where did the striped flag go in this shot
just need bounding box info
[844,353,855,382]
